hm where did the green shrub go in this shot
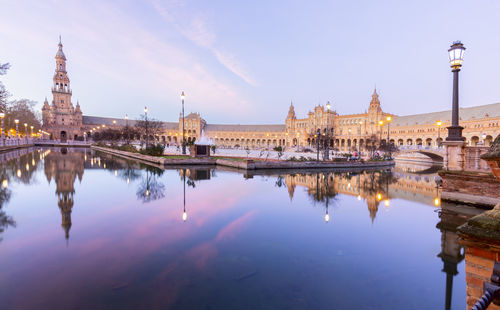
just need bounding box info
[118,144,138,153]
[140,143,165,156]
[273,146,283,152]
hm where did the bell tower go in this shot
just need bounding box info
[42,37,83,142]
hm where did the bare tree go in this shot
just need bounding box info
[135,114,163,146]
[6,99,41,135]
[0,63,11,113]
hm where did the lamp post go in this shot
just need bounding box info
[181,91,186,154]
[30,125,33,138]
[125,114,129,144]
[386,116,392,158]
[0,113,4,146]
[325,101,331,160]
[144,106,148,148]
[14,119,19,144]
[23,123,27,143]
[358,121,363,155]
[378,120,384,144]
[316,128,320,161]
[446,41,466,141]
[436,121,442,147]
[482,133,487,146]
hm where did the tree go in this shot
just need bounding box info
[135,114,163,146]
[6,99,41,135]
[0,63,11,113]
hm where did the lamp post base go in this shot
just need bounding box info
[445,126,465,142]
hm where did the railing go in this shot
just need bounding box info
[464,146,490,172]
[398,145,446,153]
[0,138,35,147]
[0,138,92,147]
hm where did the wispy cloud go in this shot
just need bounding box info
[151,0,258,86]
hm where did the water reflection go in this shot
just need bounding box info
[44,148,85,239]
[436,203,482,310]
[0,147,47,242]
[0,148,480,309]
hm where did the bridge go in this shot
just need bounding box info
[395,145,445,162]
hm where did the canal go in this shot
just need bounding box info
[0,147,483,309]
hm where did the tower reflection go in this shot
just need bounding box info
[44,148,84,240]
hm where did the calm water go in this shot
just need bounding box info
[0,148,480,309]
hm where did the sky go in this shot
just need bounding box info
[0,0,499,124]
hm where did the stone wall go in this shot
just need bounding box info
[438,171,500,207]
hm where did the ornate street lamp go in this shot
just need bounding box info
[0,113,4,145]
[14,119,19,142]
[436,121,443,147]
[30,125,34,138]
[181,91,186,154]
[325,101,331,160]
[316,128,320,161]
[24,123,27,142]
[358,120,363,155]
[482,133,487,146]
[144,106,148,148]
[446,41,466,141]
[378,120,384,143]
[386,116,392,158]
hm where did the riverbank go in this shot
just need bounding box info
[92,146,395,171]
[0,144,34,153]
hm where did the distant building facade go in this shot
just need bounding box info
[84,89,500,150]
[41,40,499,147]
[42,38,82,142]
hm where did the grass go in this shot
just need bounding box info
[162,155,192,159]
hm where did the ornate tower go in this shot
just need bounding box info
[42,37,83,142]
[285,101,296,146]
[367,88,383,135]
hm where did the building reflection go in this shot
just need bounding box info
[44,148,84,240]
[285,170,397,222]
[436,203,482,310]
[0,147,47,242]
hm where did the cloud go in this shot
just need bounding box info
[151,0,258,86]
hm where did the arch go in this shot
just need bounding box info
[471,136,479,146]
[416,138,423,145]
[407,139,413,145]
[397,139,404,146]
[486,135,494,146]
[436,137,443,146]
[425,138,432,146]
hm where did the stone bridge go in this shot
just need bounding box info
[396,146,446,162]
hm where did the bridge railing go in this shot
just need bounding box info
[398,145,446,153]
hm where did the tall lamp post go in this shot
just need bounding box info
[325,101,331,160]
[358,121,363,155]
[144,106,148,148]
[386,116,392,158]
[446,41,466,141]
[14,119,19,144]
[436,121,442,147]
[316,128,320,161]
[378,120,384,144]
[30,125,33,138]
[181,91,186,154]
[23,123,27,143]
[481,133,487,146]
[0,113,4,146]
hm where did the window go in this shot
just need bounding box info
[59,64,62,70]
[61,100,64,103]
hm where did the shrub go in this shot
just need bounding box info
[273,146,283,152]
[140,143,165,156]
[118,144,138,153]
